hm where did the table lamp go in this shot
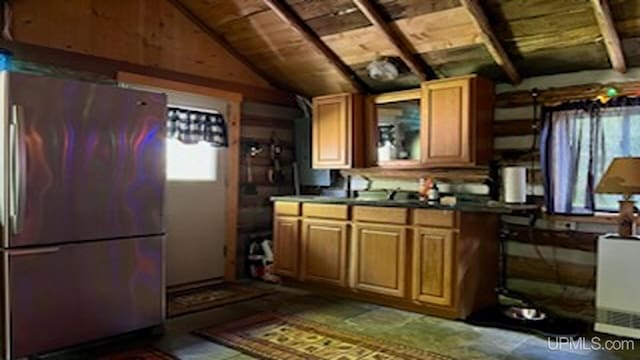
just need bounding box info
[595,157,640,237]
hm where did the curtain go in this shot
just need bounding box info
[541,97,640,214]
[167,107,228,147]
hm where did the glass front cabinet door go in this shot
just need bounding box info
[371,89,422,168]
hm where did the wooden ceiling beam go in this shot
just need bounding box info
[459,0,521,84]
[591,0,626,73]
[166,0,295,93]
[261,0,369,93]
[352,0,436,81]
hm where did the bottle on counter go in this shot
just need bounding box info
[427,182,440,204]
[419,177,431,202]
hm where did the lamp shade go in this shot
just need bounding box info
[595,157,640,195]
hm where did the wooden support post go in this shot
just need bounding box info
[166,0,294,92]
[459,0,521,84]
[591,0,627,73]
[352,0,435,81]
[262,0,369,93]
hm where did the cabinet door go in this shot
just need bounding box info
[421,78,471,165]
[301,219,348,287]
[351,223,407,297]
[273,217,300,278]
[412,227,455,306]
[312,94,352,168]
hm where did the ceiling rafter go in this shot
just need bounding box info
[166,0,294,93]
[459,0,521,84]
[590,0,626,73]
[352,0,436,82]
[261,0,369,93]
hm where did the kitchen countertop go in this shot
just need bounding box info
[271,195,540,214]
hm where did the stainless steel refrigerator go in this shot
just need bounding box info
[0,72,167,359]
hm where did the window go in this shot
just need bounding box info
[165,106,227,181]
[542,99,640,214]
[166,138,218,181]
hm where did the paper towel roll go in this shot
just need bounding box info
[503,167,527,203]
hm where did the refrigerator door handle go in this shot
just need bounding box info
[9,104,26,235]
[5,246,61,256]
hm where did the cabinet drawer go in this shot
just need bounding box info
[274,202,300,216]
[8,236,163,357]
[303,203,349,220]
[353,206,407,225]
[412,209,456,228]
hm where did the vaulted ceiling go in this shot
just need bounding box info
[174,0,640,96]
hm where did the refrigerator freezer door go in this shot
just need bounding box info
[6,236,164,358]
[6,73,166,247]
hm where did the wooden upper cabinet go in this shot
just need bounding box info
[420,75,494,167]
[412,227,455,307]
[350,223,407,298]
[273,216,300,278]
[312,93,364,169]
[300,219,348,287]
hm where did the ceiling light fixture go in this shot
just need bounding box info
[367,57,399,81]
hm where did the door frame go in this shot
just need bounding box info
[117,72,242,281]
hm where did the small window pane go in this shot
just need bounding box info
[166,139,217,181]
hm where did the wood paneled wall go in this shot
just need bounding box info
[236,102,301,276]
[8,0,271,89]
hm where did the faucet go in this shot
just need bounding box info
[386,188,401,201]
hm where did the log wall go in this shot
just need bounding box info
[492,68,640,321]
[236,102,301,276]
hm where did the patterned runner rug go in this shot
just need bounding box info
[167,283,273,318]
[195,312,454,360]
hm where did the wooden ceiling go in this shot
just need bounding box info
[174,0,640,96]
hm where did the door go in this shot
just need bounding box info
[6,236,163,358]
[273,216,299,278]
[421,78,471,165]
[165,143,227,286]
[312,94,351,168]
[301,219,348,287]
[351,223,407,297]
[7,73,166,247]
[412,227,455,306]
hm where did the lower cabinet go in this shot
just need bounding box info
[272,201,497,319]
[411,227,455,307]
[301,219,348,287]
[350,223,407,297]
[273,216,300,278]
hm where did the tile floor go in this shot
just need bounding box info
[42,284,639,360]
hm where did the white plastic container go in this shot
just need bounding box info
[503,166,527,203]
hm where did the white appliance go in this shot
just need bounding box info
[595,234,640,338]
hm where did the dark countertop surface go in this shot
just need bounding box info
[270,195,539,214]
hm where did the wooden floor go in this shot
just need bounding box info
[39,283,639,360]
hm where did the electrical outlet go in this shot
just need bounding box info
[552,220,577,231]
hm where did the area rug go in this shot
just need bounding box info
[167,283,273,318]
[100,347,176,359]
[195,312,454,360]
